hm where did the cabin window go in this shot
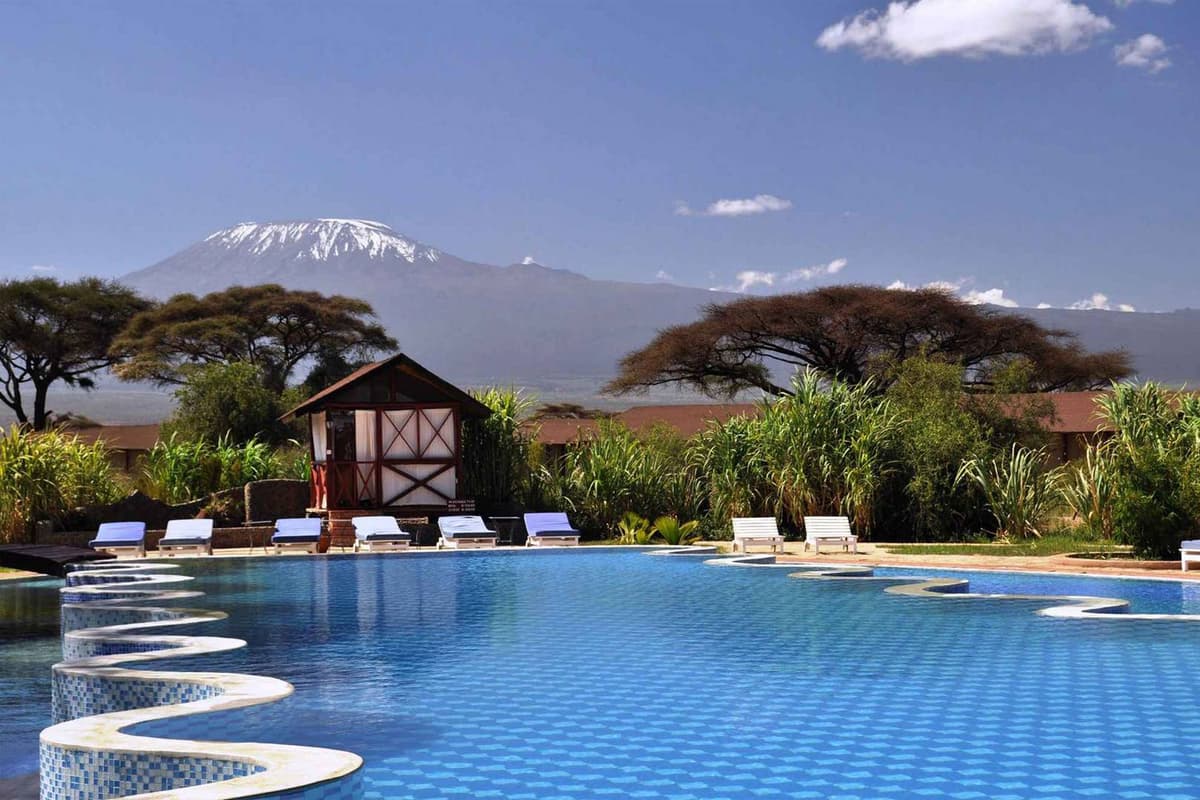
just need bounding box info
[329,411,356,462]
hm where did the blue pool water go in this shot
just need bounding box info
[5,551,1200,799]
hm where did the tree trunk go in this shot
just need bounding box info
[32,382,50,430]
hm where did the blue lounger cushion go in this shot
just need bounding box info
[523,513,581,538]
[272,518,321,542]
[90,522,147,547]
[160,519,214,545]
[351,516,412,542]
[437,516,496,537]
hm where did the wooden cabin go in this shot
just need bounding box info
[283,354,490,543]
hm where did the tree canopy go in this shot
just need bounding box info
[605,285,1132,397]
[111,284,397,393]
[0,277,152,429]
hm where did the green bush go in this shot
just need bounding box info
[557,421,703,536]
[165,361,289,445]
[1092,383,1200,559]
[0,426,124,542]
[461,386,536,509]
[141,433,284,504]
[651,515,700,545]
[755,371,897,536]
[885,357,990,538]
[956,445,1062,541]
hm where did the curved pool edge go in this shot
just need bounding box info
[667,550,1200,622]
[40,561,363,800]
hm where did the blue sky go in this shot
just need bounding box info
[1,0,1195,311]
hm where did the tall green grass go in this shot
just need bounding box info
[140,433,283,504]
[0,426,124,543]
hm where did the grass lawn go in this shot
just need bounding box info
[879,533,1125,557]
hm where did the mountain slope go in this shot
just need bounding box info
[122,218,1200,388]
[122,219,731,383]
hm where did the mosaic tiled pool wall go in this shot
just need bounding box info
[39,561,363,800]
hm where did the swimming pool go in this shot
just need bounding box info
[6,550,1200,798]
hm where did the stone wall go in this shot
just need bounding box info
[244,480,308,524]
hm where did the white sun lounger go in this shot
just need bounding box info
[89,522,147,558]
[272,517,323,554]
[157,519,214,556]
[731,517,785,553]
[802,516,858,554]
[351,516,412,552]
[1182,540,1200,572]
[437,516,498,550]
[523,512,582,547]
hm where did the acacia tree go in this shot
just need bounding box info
[606,285,1132,397]
[111,284,397,393]
[0,277,152,429]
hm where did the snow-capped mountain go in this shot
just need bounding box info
[121,219,724,384]
[205,219,443,263]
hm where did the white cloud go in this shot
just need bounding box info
[963,287,1019,307]
[676,194,792,218]
[1067,292,1136,311]
[888,279,1018,306]
[817,0,1113,61]
[1113,0,1174,7]
[655,270,674,282]
[521,255,538,265]
[783,257,848,282]
[710,270,778,293]
[30,265,58,274]
[1114,34,1171,73]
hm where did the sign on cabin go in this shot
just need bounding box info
[447,499,476,514]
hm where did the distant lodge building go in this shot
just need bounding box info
[533,391,1117,465]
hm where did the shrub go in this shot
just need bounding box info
[462,386,536,509]
[141,433,283,504]
[756,371,897,536]
[0,426,124,543]
[651,515,700,546]
[616,512,653,544]
[1093,383,1200,559]
[956,445,1062,540]
[165,361,289,445]
[558,422,703,535]
[885,357,990,538]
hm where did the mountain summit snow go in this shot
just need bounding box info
[204,219,443,263]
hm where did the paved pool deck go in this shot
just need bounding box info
[2,542,1196,582]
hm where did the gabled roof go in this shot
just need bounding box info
[282,353,491,419]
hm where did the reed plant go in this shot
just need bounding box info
[462,386,536,508]
[140,433,283,503]
[0,425,123,543]
[956,445,1062,540]
[558,421,703,535]
[1088,382,1200,558]
[755,371,898,535]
